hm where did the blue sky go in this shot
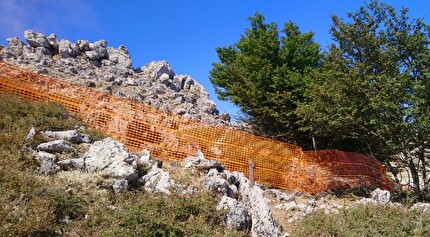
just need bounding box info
[1,0,429,119]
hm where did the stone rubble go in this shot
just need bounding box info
[0,30,230,126]
[182,151,282,237]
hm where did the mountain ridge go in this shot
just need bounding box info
[0,30,231,126]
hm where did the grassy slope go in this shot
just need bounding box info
[290,204,430,237]
[2,94,430,237]
[0,94,244,237]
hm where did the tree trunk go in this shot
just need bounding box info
[408,158,420,190]
[418,145,427,192]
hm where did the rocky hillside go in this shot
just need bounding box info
[18,113,430,237]
[0,30,230,125]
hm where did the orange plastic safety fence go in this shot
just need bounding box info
[0,61,390,193]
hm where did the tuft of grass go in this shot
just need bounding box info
[290,204,430,237]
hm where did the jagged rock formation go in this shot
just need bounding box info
[0,30,230,125]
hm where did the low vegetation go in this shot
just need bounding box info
[0,94,242,236]
[290,204,430,237]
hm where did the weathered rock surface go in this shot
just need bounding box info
[411,202,430,212]
[33,151,60,174]
[24,30,51,49]
[182,151,282,237]
[139,165,172,195]
[83,137,138,181]
[42,130,92,144]
[112,179,128,195]
[37,139,74,153]
[205,168,234,197]
[0,30,230,126]
[217,196,251,231]
[182,150,224,172]
[235,171,282,237]
[357,188,392,205]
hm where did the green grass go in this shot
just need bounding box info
[290,204,430,237]
[0,94,245,236]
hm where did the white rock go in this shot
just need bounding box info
[265,189,296,202]
[6,37,26,56]
[34,151,59,174]
[141,60,175,80]
[57,158,85,170]
[37,140,74,153]
[411,202,430,212]
[140,165,171,195]
[371,188,391,204]
[58,39,79,58]
[112,179,128,195]
[236,172,282,237]
[135,149,154,174]
[205,172,233,197]
[25,127,36,142]
[43,130,91,144]
[107,46,132,69]
[24,30,50,48]
[217,196,251,231]
[83,137,138,181]
[182,150,224,171]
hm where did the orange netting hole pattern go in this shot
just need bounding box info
[0,61,389,193]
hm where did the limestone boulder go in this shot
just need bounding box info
[83,137,138,181]
[217,196,251,231]
[24,30,50,49]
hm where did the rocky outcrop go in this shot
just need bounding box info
[235,172,282,237]
[182,151,282,237]
[28,128,430,237]
[0,30,230,126]
[217,196,252,231]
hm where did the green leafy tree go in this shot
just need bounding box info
[298,0,430,190]
[210,13,322,145]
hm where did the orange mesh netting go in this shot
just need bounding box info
[0,61,389,193]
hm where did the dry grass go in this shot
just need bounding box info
[0,94,245,236]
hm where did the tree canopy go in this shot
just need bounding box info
[210,0,430,190]
[297,0,430,189]
[210,13,322,145]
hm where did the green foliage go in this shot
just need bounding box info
[297,0,430,171]
[290,204,430,237]
[210,13,322,145]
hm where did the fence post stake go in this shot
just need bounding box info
[249,157,255,187]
